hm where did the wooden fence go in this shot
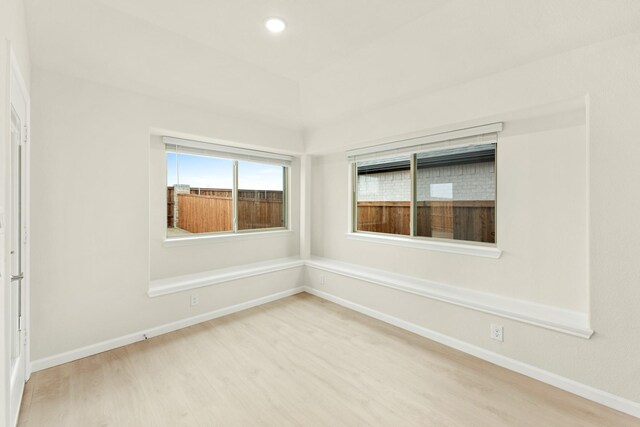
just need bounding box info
[168,187,284,233]
[357,200,495,243]
[237,188,284,231]
[357,202,410,236]
[167,187,175,227]
[178,194,233,233]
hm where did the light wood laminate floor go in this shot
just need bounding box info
[18,293,640,426]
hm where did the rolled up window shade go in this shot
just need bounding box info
[347,122,502,163]
[163,136,293,166]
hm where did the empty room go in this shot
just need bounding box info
[1,0,640,426]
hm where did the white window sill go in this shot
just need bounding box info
[149,256,304,297]
[163,229,293,247]
[346,232,502,259]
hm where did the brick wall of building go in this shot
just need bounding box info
[357,161,495,201]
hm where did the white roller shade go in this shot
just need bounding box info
[347,123,502,163]
[164,136,293,166]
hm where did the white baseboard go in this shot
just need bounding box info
[28,281,639,420]
[306,257,593,338]
[30,286,305,373]
[303,286,640,419]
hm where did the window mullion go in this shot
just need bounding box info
[410,154,416,237]
[352,163,357,233]
[233,160,238,233]
[283,166,288,228]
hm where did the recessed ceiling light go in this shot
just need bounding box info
[265,17,286,33]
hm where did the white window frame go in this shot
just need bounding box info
[164,136,292,244]
[346,123,503,259]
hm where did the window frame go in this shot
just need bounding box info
[164,137,291,242]
[348,124,502,257]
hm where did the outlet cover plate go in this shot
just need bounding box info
[490,324,504,342]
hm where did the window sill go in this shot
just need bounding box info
[163,229,293,247]
[346,232,502,259]
[149,256,304,297]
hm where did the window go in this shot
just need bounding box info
[165,137,290,238]
[351,124,500,245]
[355,156,411,236]
[237,161,286,231]
[415,145,496,243]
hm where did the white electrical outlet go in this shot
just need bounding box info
[490,324,504,342]
[320,275,325,285]
[190,294,199,307]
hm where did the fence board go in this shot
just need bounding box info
[238,193,284,230]
[453,202,495,243]
[357,201,410,236]
[178,194,233,233]
[167,187,175,227]
[357,200,495,243]
[169,187,284,233]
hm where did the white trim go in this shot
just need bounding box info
[9,52,28,116]
[584,93,592,328]
[163,229,293,247]
[305,257,592,338]
[8,46,30,427]
[150,127,303,157]
[299,155,312,259]
[304,287,639,419]
[346,232,502,259]
[9,365,24,427]
[31,287,305,372]
[346,162,355,235]
[148,256,590,337]
[346,122,502,159]
[163,136,293,164]
[148,257,304,297]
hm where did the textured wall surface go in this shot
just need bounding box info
[358,161,495,202]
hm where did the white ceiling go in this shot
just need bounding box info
[89,0,448,81]
[24,0,640,129]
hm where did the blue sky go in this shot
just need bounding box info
[167,153,284,191]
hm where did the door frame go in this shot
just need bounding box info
[7,45,30,427]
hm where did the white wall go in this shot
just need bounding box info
[0,0,30,425]
[308,32,640,403]
[29,69,304,361]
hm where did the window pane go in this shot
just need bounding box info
[167,152,234,236]
[416,144,496,243]
[356,156,411,236]
[237,161,285,230]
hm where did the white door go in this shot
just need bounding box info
[8,53,29,427]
